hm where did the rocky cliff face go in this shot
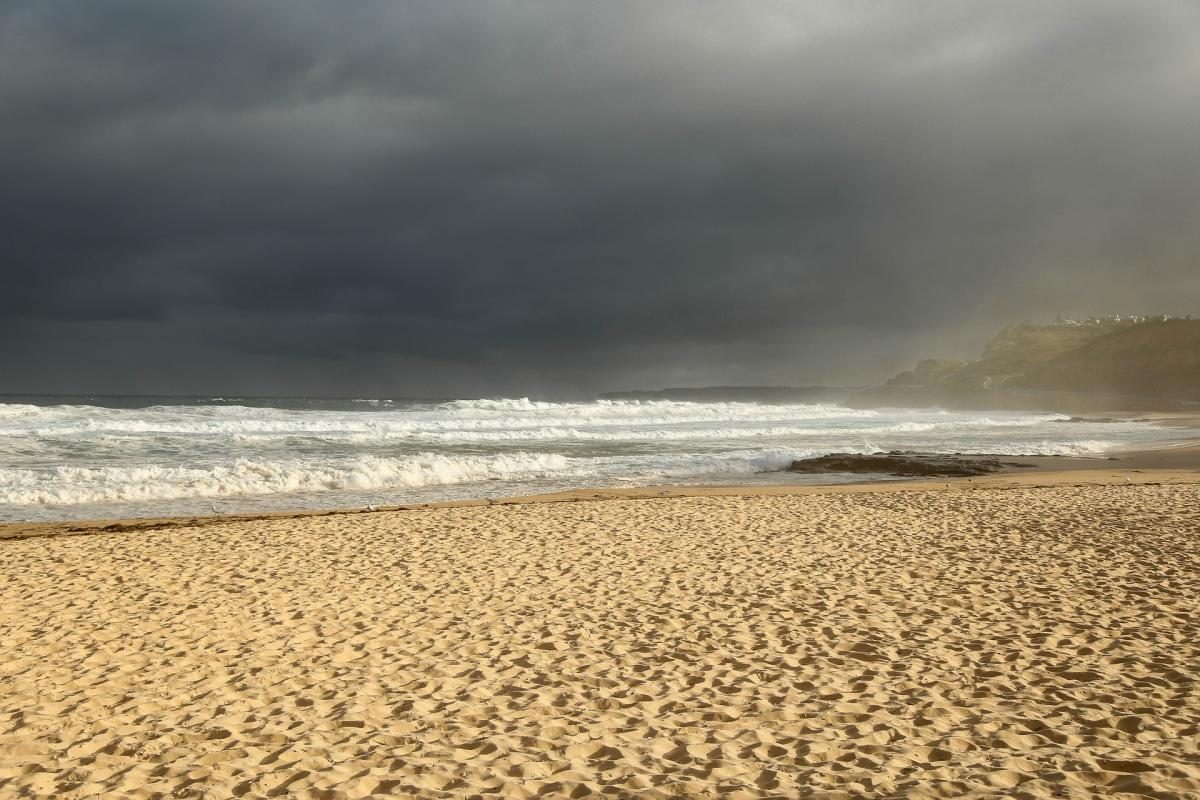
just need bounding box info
[854,318,1199,410]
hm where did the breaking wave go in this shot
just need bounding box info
[3,399,881,438]
[0,397,1176,521]
[0,452,573,506]
[0,403,44,419]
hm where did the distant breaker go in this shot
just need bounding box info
[597,386,851,404]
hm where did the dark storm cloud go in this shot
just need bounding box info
[3,1,1199,395]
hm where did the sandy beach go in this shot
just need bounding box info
[3,464,1200,798]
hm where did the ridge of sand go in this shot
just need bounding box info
[3,480,1200,798]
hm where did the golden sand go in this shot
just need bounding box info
[3,481,1200,798]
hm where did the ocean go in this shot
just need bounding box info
[0,395,1181,522]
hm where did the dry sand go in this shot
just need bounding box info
[3,476,1200,798]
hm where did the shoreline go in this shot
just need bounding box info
[4,440,1198,542]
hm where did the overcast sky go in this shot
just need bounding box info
[3,1,1199,397]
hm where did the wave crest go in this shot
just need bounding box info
[0,452,571,506]
[0,404,44,419]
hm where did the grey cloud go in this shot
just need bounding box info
[2,1,1199,396]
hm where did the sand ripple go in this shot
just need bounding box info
[2,484,1200,798]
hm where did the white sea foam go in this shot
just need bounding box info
[4,406,1066,441]
[3,400,882,438]
[438,397,880,420]
[651,449,814,477]
[385,415,1074,444]
[0,404,44,419]
[0,398,1176,520]
[954,439,1119,456]
[0,452,573,506]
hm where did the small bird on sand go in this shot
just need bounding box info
[367,503,377,512]
[210,503,219,514]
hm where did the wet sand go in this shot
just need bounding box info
[3,455,1200,798]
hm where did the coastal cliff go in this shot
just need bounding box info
[853,317,1200,411]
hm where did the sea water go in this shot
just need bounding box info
[0,396,1181,522]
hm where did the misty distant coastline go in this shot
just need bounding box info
[850,316,1200,413]
[9,315,1196,415]
[598,386,854,404]
[598,317,1199,414]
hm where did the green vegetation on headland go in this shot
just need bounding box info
[852,316,1200,411]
